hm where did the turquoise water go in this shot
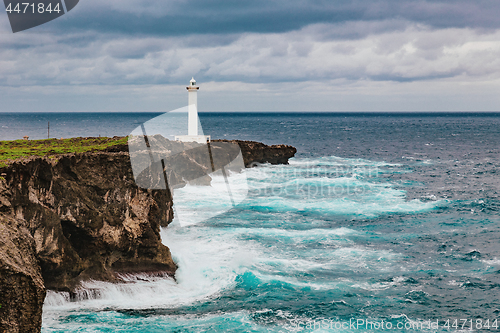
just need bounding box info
[42,157,449,332]
[2,112,499,332]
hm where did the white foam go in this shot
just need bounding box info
[243,193,441,217]
[43,155,438,326]
[244,159,443,218]
[242,226,360,238]
[289,156,402,167]
[43,217,255,311]
[481,258,500,266]
[42,217,254,316]
[172,170,248,227]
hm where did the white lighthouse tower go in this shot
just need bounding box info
[187,77,199,136]
[175,77,211,143]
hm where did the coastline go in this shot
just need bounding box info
[0,137,296,333]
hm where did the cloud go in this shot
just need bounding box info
[44,0,500,36]
[2,1,500,87]
[1,0,500,111]
[1,23,500,87]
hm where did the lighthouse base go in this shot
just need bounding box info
[174,135,211,144]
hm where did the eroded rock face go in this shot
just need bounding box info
[0,152,176,295]
[0,214,46,333]
[126,136,297,189]
[217,140,297,167]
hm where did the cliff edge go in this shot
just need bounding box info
[0,137,296,332]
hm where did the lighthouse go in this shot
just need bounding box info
[187,77,199,136]
[175,77,211,143]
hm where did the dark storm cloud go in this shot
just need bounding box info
[56,0,500,36]
[2,0,500,93]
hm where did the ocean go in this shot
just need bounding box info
[2,112,500,332]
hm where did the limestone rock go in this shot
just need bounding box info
[0,214,45,333]
[1,152,176,293]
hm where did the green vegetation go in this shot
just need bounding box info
[0,136,128,168]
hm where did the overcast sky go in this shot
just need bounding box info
[1,0,500,112]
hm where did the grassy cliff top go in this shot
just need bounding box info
[0,136,128,168]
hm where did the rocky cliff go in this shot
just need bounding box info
[0,214,45,333]
[0,137,296,332]
[215,140,297,167]
[0,151,176,333]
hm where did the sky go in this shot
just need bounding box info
[1,0,500,112]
